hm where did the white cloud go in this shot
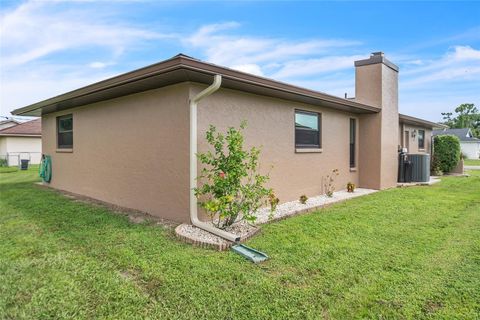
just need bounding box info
[0,0,175,115]
[1,63,116,114]
[272,55,364,79]
[451,45,480,60]
[88,61,112,69]
[402,46,480,87]
[184,22,361,68]
[0,1,172,68]
[231,64,264,76]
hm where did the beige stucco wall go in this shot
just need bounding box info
[42,83,191,222]
[399,123,432,154]
[0,136,42,166]
[39,79,407,223]
[195,84,360,205]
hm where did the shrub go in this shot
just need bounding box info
[433,135,461,173]
[195,122,271,229]
[299,195,308,204]
[324,169,339,197]
[347,182,355,193]
[268,192,280,221]
[0,158,7,167]
[268,192,280,212]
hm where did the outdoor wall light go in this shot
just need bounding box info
[411,130,417,138]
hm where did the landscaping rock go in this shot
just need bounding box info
[175,220,260,251]
[176,188,377,250]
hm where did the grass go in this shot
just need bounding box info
[0,168,479,319]
[0,164,38,174]
[464,159,480,166]
[0,166,18,173]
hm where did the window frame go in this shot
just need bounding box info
[57,114,73,149]
[418,129,425,150]
[294,109,322,149]
[349,118,356,168]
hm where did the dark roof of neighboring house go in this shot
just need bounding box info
[11,54,382,117]
[432,128,479,142]
[0,118,42,137]
[399,113,447,130]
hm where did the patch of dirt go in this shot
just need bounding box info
[118,269,163,298]
[422,300,444,314]
[35,183,178,228]
[376,299,404,310]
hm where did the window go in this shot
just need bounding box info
[57,114,73,149]
[295,110,321,148]
[350,118,356,168]
[418,129,425,149]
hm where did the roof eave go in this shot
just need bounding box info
[12,55,380,117]
[0,134,41,137]
[399,113,448,129]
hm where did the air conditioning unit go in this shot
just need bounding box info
[408,154,430,182]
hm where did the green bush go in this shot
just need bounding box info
[0,158,7,167]
[433,135,461,173]
[195,122,271,229]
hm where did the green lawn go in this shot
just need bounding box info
[0,166,18,173]
[464,159,480,166]
[1,168,479,319]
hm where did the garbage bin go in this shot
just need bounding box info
[20,159,29,170]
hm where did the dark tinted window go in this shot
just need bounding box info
[57,114,73,149]
[418,130,425,149]
[295,110,321,148]
[350,119,356,167]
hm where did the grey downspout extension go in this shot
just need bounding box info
[189,75,240,243]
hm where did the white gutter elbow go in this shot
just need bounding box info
[189,75,240,243]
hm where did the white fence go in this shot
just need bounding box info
[0,152,42,167]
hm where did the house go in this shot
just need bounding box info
[0,118,42,166]
[433,128,480,159]
[11,52,444,224]
[0,118,20,130]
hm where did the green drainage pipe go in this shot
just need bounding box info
[231,244,268,263]
[39,155,52,183]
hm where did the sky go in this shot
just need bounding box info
[0,1,479,122]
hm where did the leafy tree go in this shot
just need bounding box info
[195,122,271,229]
[441,103,480,137]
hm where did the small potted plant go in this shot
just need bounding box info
[347,182,355,193]
[299,195,308,204]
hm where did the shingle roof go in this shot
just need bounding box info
[432,128,479,142]
[0,118,42,136]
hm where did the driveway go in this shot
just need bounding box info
[465,165,480,170]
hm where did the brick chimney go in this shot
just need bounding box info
[355,52,399,189]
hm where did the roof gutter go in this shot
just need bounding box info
[189,75,240,243]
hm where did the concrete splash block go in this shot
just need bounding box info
[175,222,260,251]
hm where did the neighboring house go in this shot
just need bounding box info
[433,128,480,159]
[0,119,42,166]
[12,52,444,223]
[0,118,20,130]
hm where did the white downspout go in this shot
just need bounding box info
[190,75,240,242]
